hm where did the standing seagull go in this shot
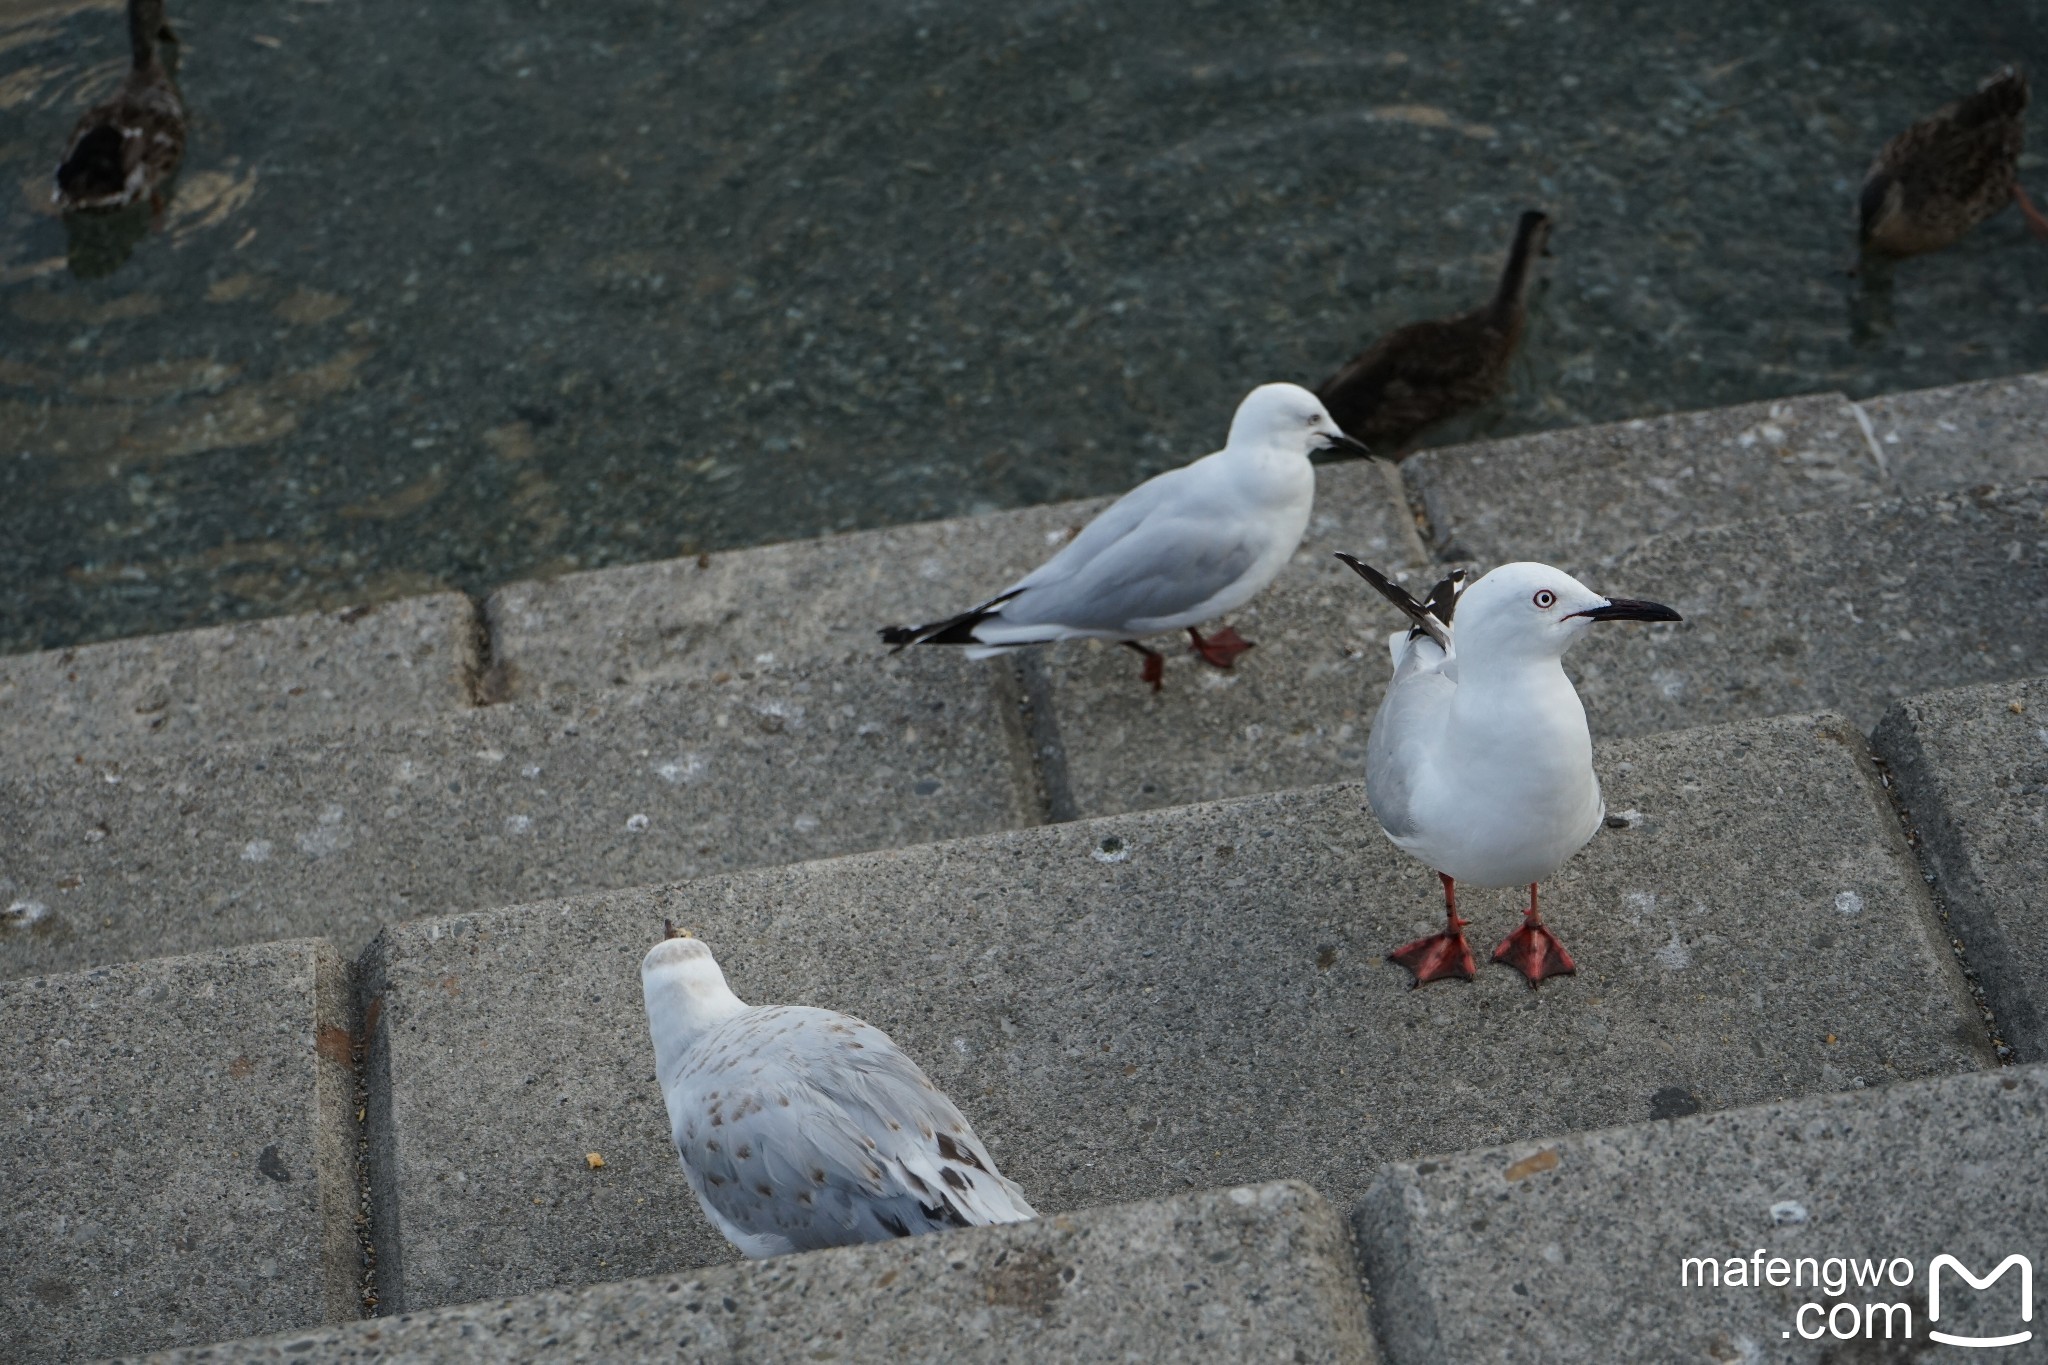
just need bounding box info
[881,383,1370,691]
[1337,555,1680,986]
[642,926,1036,1258]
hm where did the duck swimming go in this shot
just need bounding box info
[1860,66,2048,261]
[53,0,185,218]
[1316,209,1551,458]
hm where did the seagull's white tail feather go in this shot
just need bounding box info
[962,638,1034,660]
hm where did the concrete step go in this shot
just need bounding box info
[1569,480,2048,738]
[4,373,2039,810]
[4,378,2031,929]
[1408,372,2048,566]
[358,710,1987,1316]
[13,482,2045,986]
[0,659,1036,982]
[7,690,2026,1359]
[1874,674,2048,1062]
[1354,1062,2047,1363]
[1,373,2038,1361]
[118,1182,1376,1364]
[1,376,2040,970]
[0,461,1422,983]
[481,460,1420,696]
[486,456,1429,819]
[1855,370,2048,496]
[0,594,481,774]
[1412,392,1886,566]
[479,377,2048,820]
[0,940,357,1364]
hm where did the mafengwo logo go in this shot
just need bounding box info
[1681,1250,2032,1346]
[1929,1255,2033,1349]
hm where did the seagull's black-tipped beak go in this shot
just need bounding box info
[1313,430,1374,463]
[1568,597,1683,624]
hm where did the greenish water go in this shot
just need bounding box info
[3,0,2046,651]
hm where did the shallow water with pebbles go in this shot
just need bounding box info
[3,0,2046,651]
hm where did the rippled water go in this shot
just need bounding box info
[3,0,2046,650]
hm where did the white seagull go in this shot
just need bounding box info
[882,383,1371,690]
[1337,555,1681,986]
[642,925,1037,1258]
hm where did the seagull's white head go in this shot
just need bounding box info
[642,926,748,1061]
[1225,382,1372,462]
[1453,561,1682,666]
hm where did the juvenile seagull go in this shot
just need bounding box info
[642,925,1036,1258]
[881,383,1370,691]
[1338,555,1681,987]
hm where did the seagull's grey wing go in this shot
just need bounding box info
[1002,512,1258,632]
[672,1007,1034,1255]
[1007,465,1191,594]
[1365,637,1455,840]
[883,467,1192,650]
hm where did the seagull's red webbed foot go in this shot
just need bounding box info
[1124,641,1165,692]
[1187,625,1255,669]
[1388,920,1477,986]
[1389,873,1475,987]
[1492,884,1576,987]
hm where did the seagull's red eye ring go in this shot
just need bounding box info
[1533,590,1557,610]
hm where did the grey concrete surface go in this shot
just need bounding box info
[1036,463,1424,817]
[120,1183,1375,1365]
[1411,373,2048,569]
[1874,675,2048,1063]
[1856,371,2048,497]
[0,657,1032,982]
[485,457,1423,822]
[0,595,480,773]
[1406,393,1883,565]
[484,497,1113,698]
[482,456,1416,703]
[0,940,357,1363]
[1567,482,2048,739]
[1353,1064,2047,1364]
[360,712,1987,1314]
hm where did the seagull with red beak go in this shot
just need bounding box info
[1337,555,1682,987]
[881,384,1371,691]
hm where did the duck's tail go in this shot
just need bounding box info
[1956,65,2028,129]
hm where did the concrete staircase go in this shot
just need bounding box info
[4,371,2046,1362]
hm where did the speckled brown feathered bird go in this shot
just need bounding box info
[1315,210,1550,458]
[52,0,184,215]
[1860,66,2048,260]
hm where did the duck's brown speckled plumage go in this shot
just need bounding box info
[53,0,184,215]
[1861,67,2036,259]
[1316,209,1550,458]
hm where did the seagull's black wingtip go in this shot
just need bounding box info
[1336,553,1461,648]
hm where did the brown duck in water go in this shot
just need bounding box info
[1315,209,1550,459]
[53,0,185,216]
[1860,66,2048,260]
